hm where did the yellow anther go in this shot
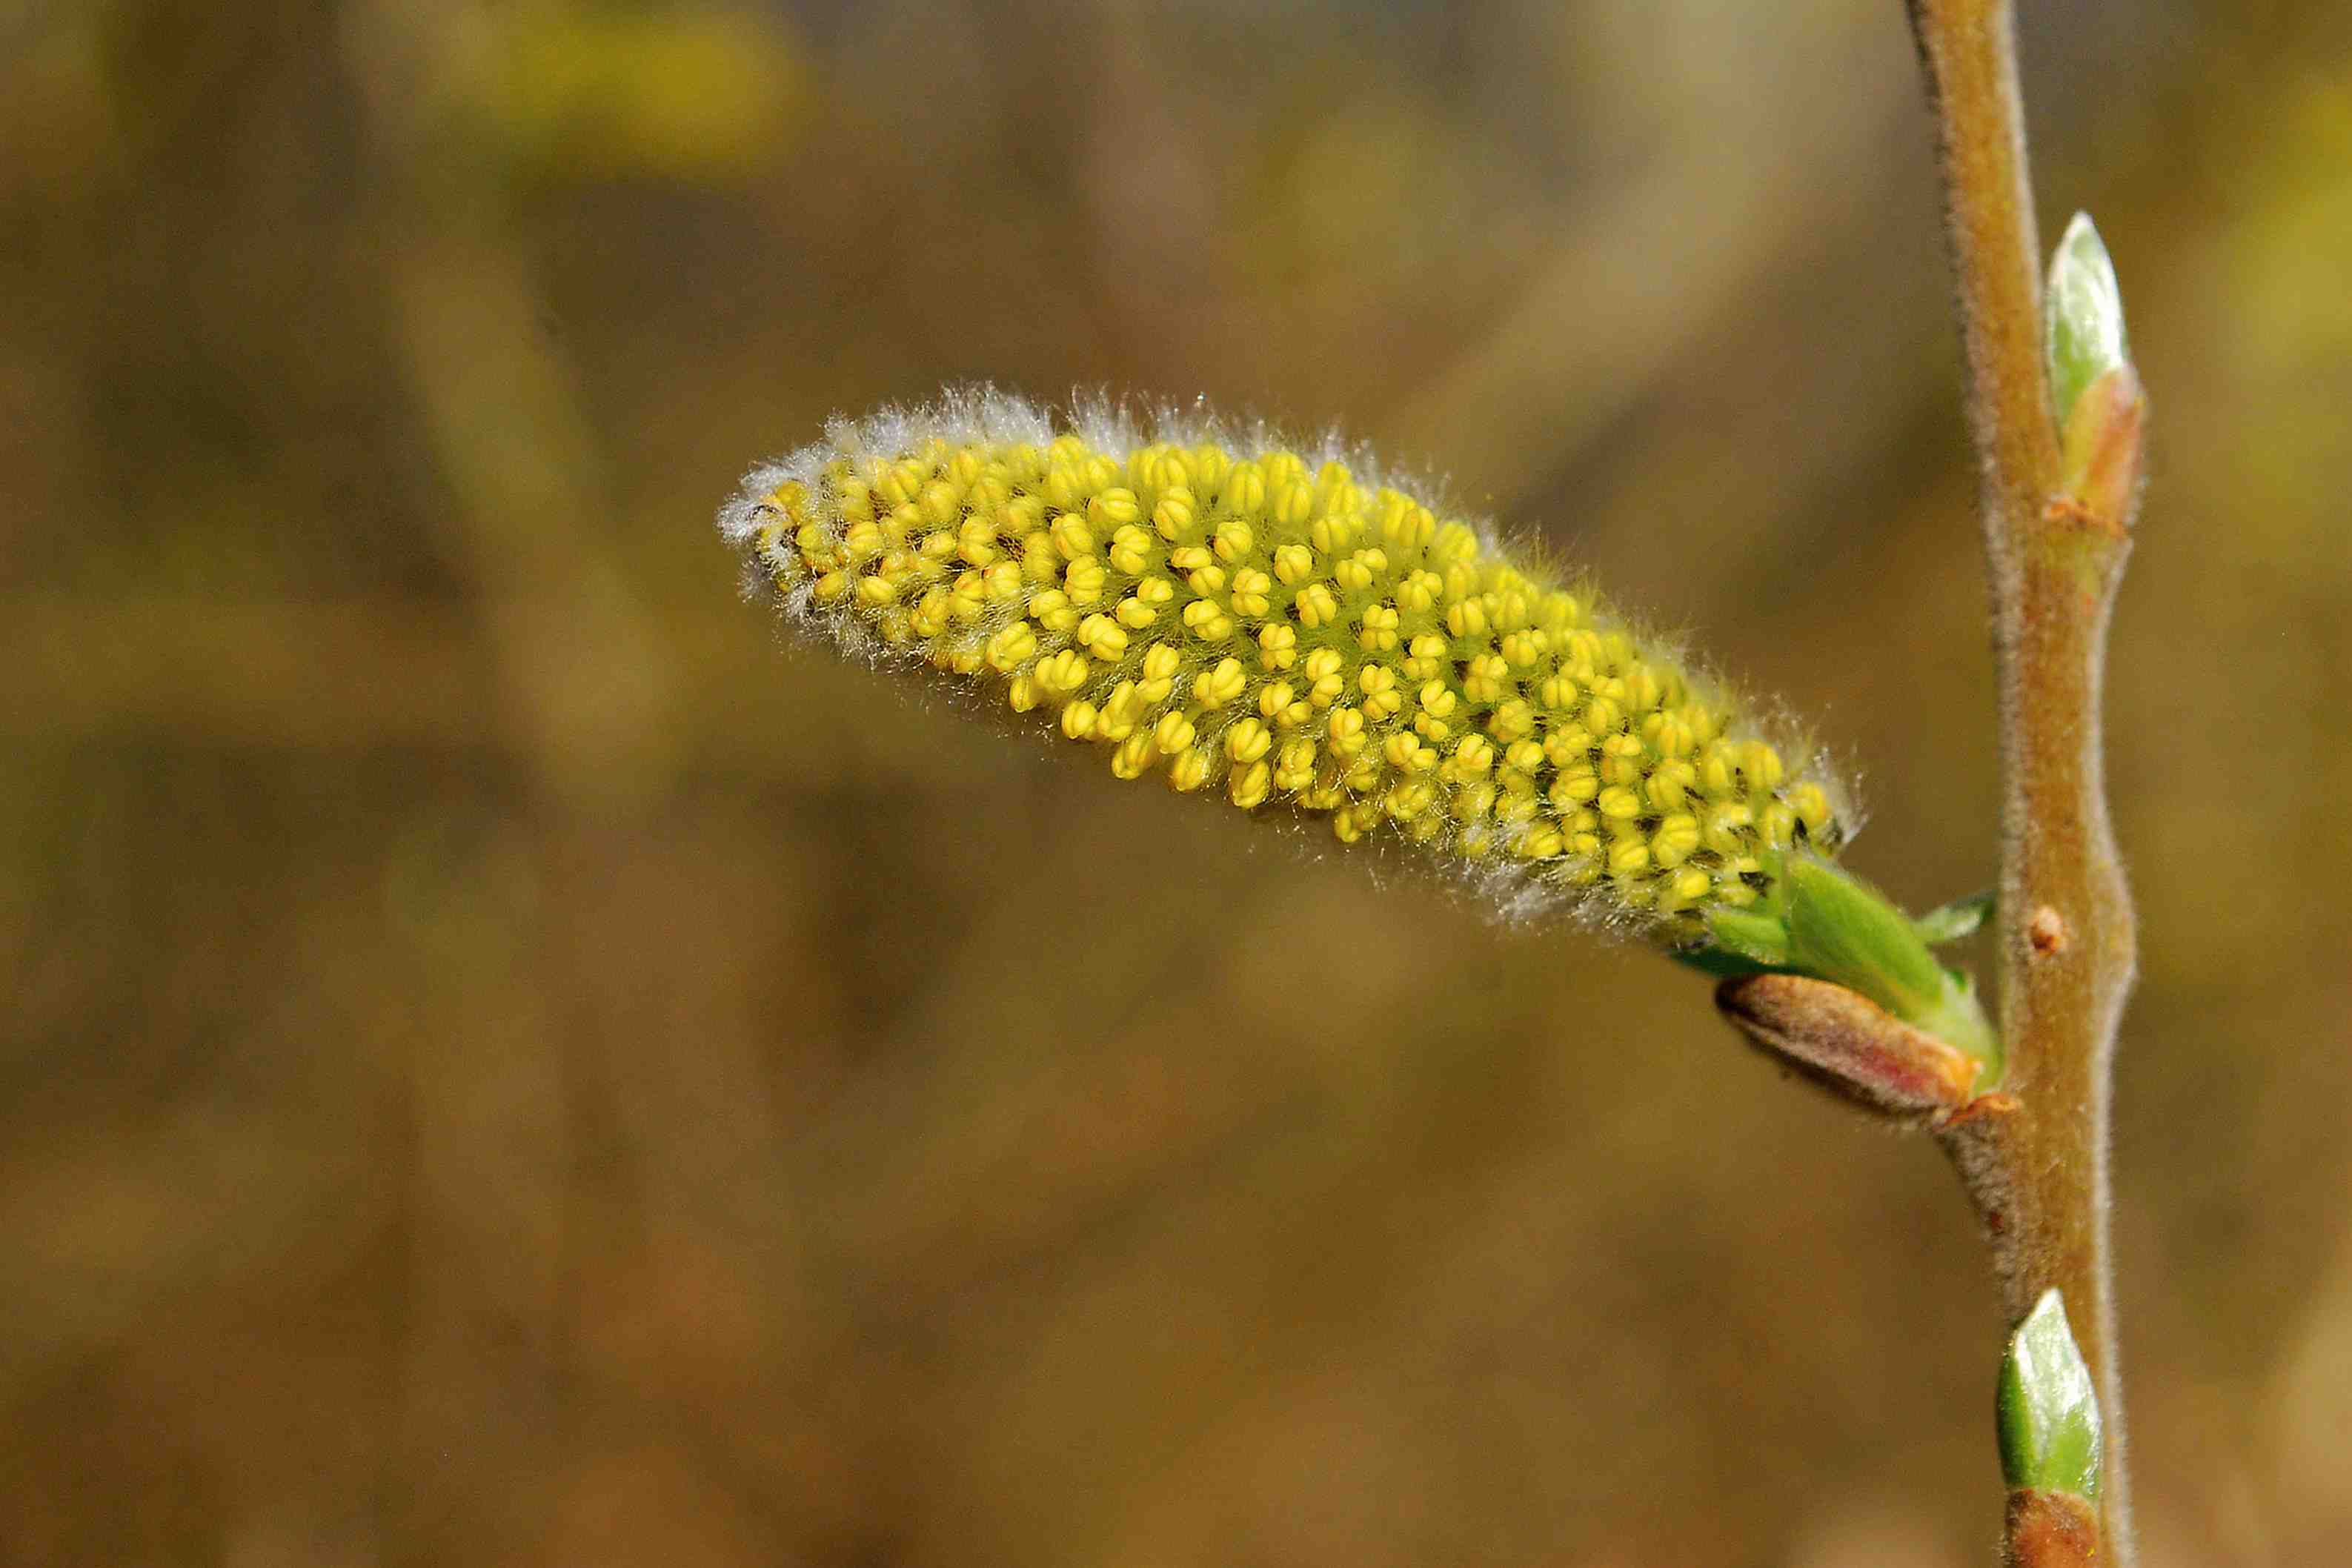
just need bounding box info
[1789,781,1833,836]
[1401,632,1449,682]
[1050,513,1096,559]
[1194,657,1248,708]
[1332,548,1384,591]
[1609,840,1651,877]
[1167,745,1215,792]
[1006,672,1042,712]
[1385,778,1438,821]
[1064,558,1106,605]
[1108,525,1155,576]
[1449,734,1495,777]
[1274,737,1318,791]
[982,561,1025,601]
[919,481,960,528]
[1110,732,1157,779]
[1644,711,1696,758]
[1189,444,1230,491]
[1356,603,1400,652]
[1645,760,1697,812]
[1270,476,1316,529]
[1699,740,1741,797]
[1035,648,1090,695]
[1596,785,1643,820]
[1140,643,1183,683]
[957,518,1000,566]
[1078,614,1129,661]
[1153,711,1197,754]
[948,574,989,621]
[1741,740,1786,792]
[1088,487,1141,528]
[909,588,951,638]
[1703,801,1754,855]
[1651,814,1701,867]
[1272,543,1317,585]
[1486,699,1535,743]
[1152,486,1198,541]
[1307,512,1363,554]
[1060,700,1099,740]
[1180,599,1235,641]
[1220,461,1266,516]
[1028,588,1077,633]
[1115,595,1160,631]
[1228,567,1272,618]
[1326,706,1367,759]
[856,573,900,608]
[1224,717,1272,764]
[1096,682,1143,740]
[1229,759,1272,809]
[1281,583,1336,632]
[1258,623,1298,671]
[833,476,874,522]
[1395,570,1441,614]
[1383,732,1437,774]
[1463,652,1511,703]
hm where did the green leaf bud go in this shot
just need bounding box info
[720,389,1860,942]
[1999,1288,2104,1502]
[1913,888,1993,945]
[2044,213,2130,433]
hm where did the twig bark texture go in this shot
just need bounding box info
[1902,0,2139,1557]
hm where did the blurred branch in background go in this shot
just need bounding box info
[2,1,2350,1565]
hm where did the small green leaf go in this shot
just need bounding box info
[1669,943,1784,980]
[2045,213,2130,431]
[1999,1289,2103,1501]
[1701,907,1793,969]
[1782,858,1947,1021]
[1914,890,1995,945]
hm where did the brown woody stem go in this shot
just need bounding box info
[1902,0,2139,1558]
[2004,1491,2102,1568]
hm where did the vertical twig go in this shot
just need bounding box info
[1901,0,2139,1557]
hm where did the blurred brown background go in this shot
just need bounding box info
[3,1,2348,1563]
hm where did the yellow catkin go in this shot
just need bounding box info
[722,394,1851,935]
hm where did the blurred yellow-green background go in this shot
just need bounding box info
[4,1,2348,1563]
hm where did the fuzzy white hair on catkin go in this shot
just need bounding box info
[718,385,1864,940]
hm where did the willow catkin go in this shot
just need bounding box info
[720,390,1855,940]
